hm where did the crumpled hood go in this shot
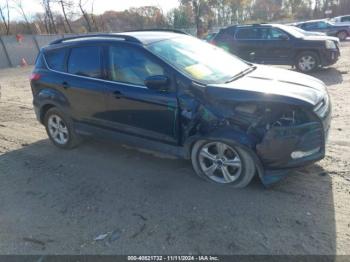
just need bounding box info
[208,65,327,106]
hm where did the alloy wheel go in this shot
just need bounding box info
[198,142,242,184]
[47,114,69,145]
[298,55,316,72]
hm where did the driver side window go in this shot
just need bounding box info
[317,22,328,29]
[267,28,289,40]
[108,45,165,86]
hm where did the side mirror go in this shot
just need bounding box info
[144,75,169,91]
[278,34,289,40]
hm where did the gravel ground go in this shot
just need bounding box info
[0,42,349,255]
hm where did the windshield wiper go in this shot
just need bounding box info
[225,65,257,83]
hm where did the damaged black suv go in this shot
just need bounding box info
[30,31,331,187]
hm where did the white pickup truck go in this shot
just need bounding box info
[330,15,350,26]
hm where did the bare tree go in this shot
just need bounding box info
[13,0,32,33]
[90,0,99,31]
[78,0,92,32]
[57,0,73,33]
[0,0,10,35]
[181,0,211,36]
[40,0,57,33]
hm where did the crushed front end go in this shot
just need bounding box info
[253,94,331,185]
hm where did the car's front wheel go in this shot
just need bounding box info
[44,108,81,149]
[295,51,319,73]
[191,140,256,188]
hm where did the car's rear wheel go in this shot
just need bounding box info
[337,31,348,41]
[44,108,81,149]
[191,140,256,188]
[295,51,319,73]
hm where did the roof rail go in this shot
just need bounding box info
[125,28,190,35]
[49,34,142,45]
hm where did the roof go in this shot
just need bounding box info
[49,30,189,46]
[296,19,328,24]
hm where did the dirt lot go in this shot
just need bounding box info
[0,42,349,255]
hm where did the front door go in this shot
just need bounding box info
[103,44,179,145]
[259,28,293,64]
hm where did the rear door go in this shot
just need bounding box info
[233,27,264,62]
[102,43,179,145]
[63,45,109,125]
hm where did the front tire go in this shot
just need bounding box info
[295,51,319,73]
[191,140,256,188]
[44,108,81,149]
[337,31,348,41]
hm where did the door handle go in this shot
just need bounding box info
[113,90,124,99]
[62,81,70,89]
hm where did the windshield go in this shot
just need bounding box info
[147,36,251,84]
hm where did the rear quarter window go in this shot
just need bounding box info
[67,46,101,78]
[45,48,67,71]
[341,16,350,22]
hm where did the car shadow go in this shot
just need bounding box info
[309,67,345,86]
[0,139,337,255]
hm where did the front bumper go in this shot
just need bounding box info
[256,105,331,186]
[320,48,340,66]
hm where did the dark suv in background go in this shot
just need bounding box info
[30,31,331,188]
[212,24,340,72]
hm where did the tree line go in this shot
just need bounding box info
[0,0,349,36]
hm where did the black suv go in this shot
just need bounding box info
[30,31,331,188]
[295,19,350,41]
[212,24,340,72]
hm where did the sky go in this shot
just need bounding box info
[13,0,180,19]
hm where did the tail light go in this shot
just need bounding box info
[30,73,41,81]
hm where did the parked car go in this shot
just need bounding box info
[30,31,331,188]
[291,26,340,43]
[212,24,340,72]
[295,19,350,41]
[330,15,350,27]
[291,26,327,36]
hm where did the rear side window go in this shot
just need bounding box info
[235,28,260,40]
[341,16,350,22]
[302,23,316,29]
[68,46,101,78]
[45,49,66,71]
[263,28,289,40]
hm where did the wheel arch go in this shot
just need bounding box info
[183,127,265,181]
[36,88,71,124]
[337,30,349,39]
[295,49,321,63]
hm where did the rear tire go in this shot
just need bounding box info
[295,51,319,73]
[337,31,348,41]
[191,140,256,188]
[44,108,81,149]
